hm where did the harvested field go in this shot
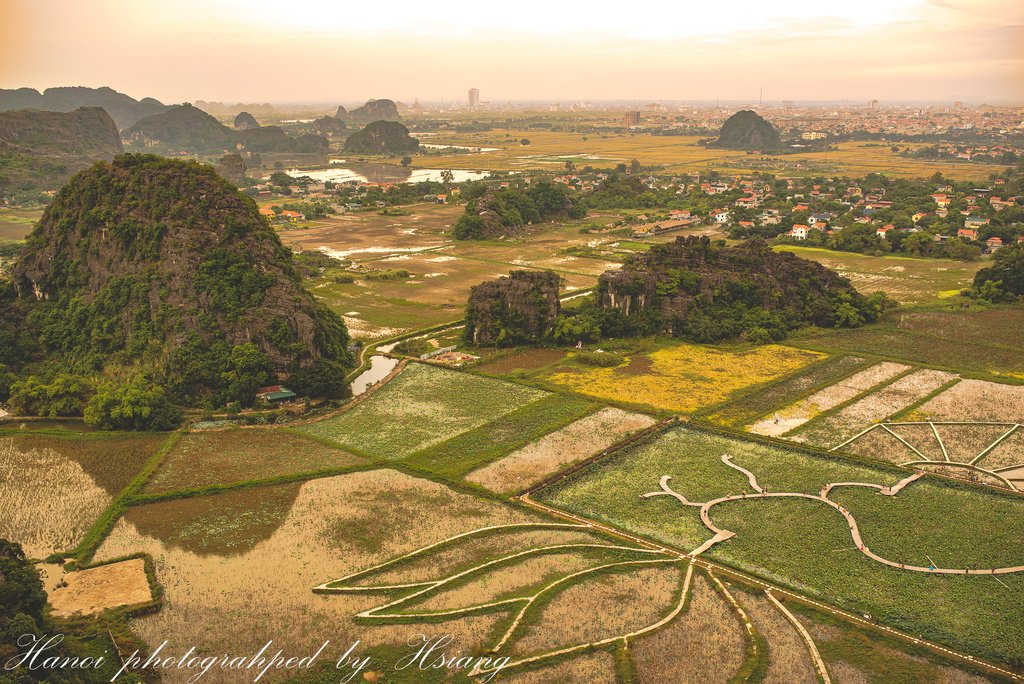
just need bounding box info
[977,429,1024,471]
[544,343,823,413]
[748,362,909,436]
[144,428,366,493]
[95,470,537,681]
[735,592,817,684]
[844,427,921,464]
[0,434,163,558]
[501,650,617,684]
[916,379,1024,423]
[631,573,746,683]
[398,548,624,614]
[296,363,547,459]
[887,424,947,461]
[348,526,611,588]
[936,424,1017,464]
[467,407,657,494]
[476,349,568,375]
[48,558,152,618]
[509,563,683,656]
[794,369,957,447]
[706,355,868,428]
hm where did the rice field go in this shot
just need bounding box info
[508,563,684,657]
[466,407,657,494]
[792,369,957,447]
[747,361,909,436]
[705,355,869,428]
[535,424,1024,667]
[401,393,596,479]
[295,363,548,459]
[630,572,747,683]
[914,379,1024,423]
[94,469,540,681]
[144,428,367,493]
[774,247,983,305]
[0,433,163,558]
[543,343,824,414]
[734,591,817,684]
[500,650,617,684]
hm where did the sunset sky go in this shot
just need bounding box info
[1,0,1022,105]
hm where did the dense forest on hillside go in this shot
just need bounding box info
[585,237,886,343]
[0,154,352,428]
[453,181,586,239]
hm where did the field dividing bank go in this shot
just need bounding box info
[529,423,1024,672]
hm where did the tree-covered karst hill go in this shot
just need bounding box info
[0,107,123,199]
[122,103,237,153]
[710,110,782,151]
[1,154,352,427]
[595,236,885,342]
[313,115,347,137]
[233,111,260,130]
[347,99,400,122]
[238,125,329,153]
[465,270,561,345]
[334,105,348,118]
[453,181,586,240]
[0,85,168,130]
[343,120,419,155]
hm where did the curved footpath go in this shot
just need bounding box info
[644,455,1024,575]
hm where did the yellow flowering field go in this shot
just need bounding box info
[544,344,824,414]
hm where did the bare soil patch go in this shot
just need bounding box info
[48,558,152,618]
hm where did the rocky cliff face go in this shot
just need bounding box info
[465,270,561,345]
[11,154,351,397]
[710,110,782,151]
[343,121,418,155]
[214,153,247,184]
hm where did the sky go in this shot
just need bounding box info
[1,0,1022,105]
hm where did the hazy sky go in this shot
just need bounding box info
[1,0,1022,104]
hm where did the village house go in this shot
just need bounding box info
[957,228,979,240]
[711,209,731,224]
[876,224,895,239]
[279,210,305,221]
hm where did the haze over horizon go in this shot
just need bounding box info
[1,0,1022,105]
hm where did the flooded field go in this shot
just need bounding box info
[95,470,539,682]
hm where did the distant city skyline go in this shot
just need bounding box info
[1,0,1022,105]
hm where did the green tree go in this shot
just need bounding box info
[400,156,412,167]
[222,343,272,407]
[84,376,182,430]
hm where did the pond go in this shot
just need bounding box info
[350,355,399,396]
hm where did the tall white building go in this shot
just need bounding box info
[468,88,480,108]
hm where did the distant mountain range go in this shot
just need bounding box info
[0,86,167,130]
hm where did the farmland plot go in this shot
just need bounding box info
[48,558,153,618]
[144,428,366,493]
[735,592,817,684]
[793,369,957,447]
[0,434,162,558]
[630,573,747,683]
[915,379,1024,424]
[544,343,822,413]
[95,470,539,681]
[467,407,657,494]
[296,363,547,459]
[747,361,909,436]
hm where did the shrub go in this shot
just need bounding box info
[576,351,626,367]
